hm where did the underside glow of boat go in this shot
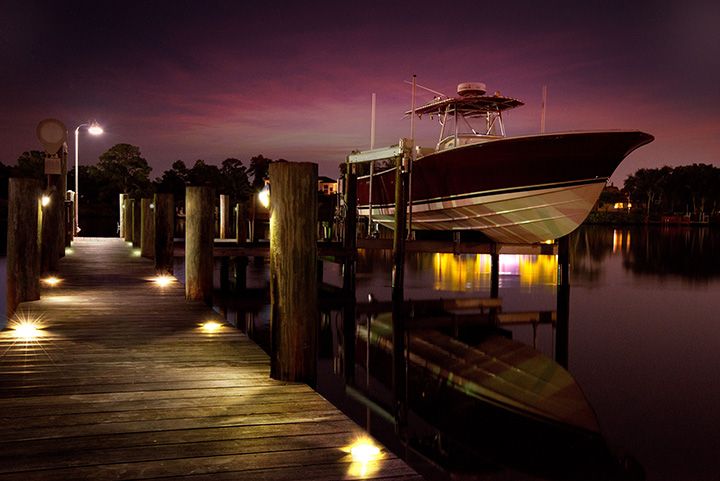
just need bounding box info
[351,82,654,244]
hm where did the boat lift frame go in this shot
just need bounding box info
[346,137,414,238]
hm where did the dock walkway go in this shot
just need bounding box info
[0,237,422,481]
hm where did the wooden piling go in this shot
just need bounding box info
[122,196,133,242]
[154,193,174,274]
[64,197,73,247]
[41,186,63,273]
[119,193,127,238]
[7,178,42,318]
[391,146,409,430]
[269,162,318,384]
[219,194,231,239]
[342,169,358,383]
[185,186,214,303]
[131,199,141,247]
[140,198,155,259]
[555,235,570,368]
[235,202,248,242]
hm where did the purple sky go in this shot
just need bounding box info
[2,0,718,185]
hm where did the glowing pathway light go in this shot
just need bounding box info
[8,315,46,341]
[152,274,175,288]
[350,440,381,463]
[343,436,383,478]
[42,276,62,287]
[41,195,51,207]
[13,322,42,340]
[200,321,223,333]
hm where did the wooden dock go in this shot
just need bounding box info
[0,237,422,480]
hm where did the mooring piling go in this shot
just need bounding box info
[268,162,318,384]
[7,178,42,318]
[185,186,214,304]
[153,193,174,274]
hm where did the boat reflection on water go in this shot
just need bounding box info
[217,247,643,480]
[324,251,640,481]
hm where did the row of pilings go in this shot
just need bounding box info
[5,177,70,319]
[116,162,320,385]
[5,162,320,385]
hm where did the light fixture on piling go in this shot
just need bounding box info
[41,194,51,207]
[258,179,270,208]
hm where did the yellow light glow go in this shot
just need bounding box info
[132,249,142,257]
[258,184,270,208]
[153,274,175,287]
[65,247,74,255]
[200,321,223,333]
[42,276,61,286]
[343,437,383,478]
[350,441,381,463]
[41,195,51,207]
[9,317,45,341]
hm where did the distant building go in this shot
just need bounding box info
[594,184,631,212]
[318,176,338,195]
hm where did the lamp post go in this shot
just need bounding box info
[74,121,103,235]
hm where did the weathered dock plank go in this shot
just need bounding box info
[0,238,422,481]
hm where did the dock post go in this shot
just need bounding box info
[122,195,132,242]
[490,246,500,300]
[219,194,231,239]
[555,235,570,368]
[235,202,247,243]
[40,185,63,273]
[186,186,214,304]
[119,193,127,238]
[131,199,141,248]
[7,178,42,319]
[232,256,248,291]
[342,168,357,383]
[140,198,155,259]
[391,141,410,431]
[154,193,174,274]
[64,196,73,247]
[269,162,318,385]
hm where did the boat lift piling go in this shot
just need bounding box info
[347,138,414,432]
[342,166,358,383]
[555,235,570,368]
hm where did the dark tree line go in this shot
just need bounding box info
[624,164,720,220]
[0,145,274,207]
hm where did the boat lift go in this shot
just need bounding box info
[346,137,414,238]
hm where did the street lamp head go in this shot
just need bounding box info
[87,122,103,135]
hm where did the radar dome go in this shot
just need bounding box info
[457,82,486,96]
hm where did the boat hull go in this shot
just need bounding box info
[357,131,653,243]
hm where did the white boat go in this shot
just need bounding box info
[351,83,654,244]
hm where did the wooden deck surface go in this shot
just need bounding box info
[0,238,422,481]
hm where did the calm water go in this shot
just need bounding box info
[224,225,720,480]
[4,225,719,480]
